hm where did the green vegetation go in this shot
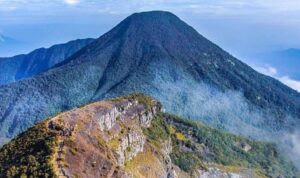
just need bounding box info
[174,132,186,141]
[171,151,205,173]
[142,111,298,177]
[124,151,163,178]
[108,138,120,150]
[0,121,58,178]
[142,112,170,148]
[143,113,205,175]
[165,113,298,178]
[110,93,159,110]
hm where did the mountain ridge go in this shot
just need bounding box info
[0,38,94,85]
[0,34,27,57]
[0,94,297,178]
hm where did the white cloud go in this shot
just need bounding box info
[256,66,278,76]
[255,65,300,92]
[279,76,300,92]
[64,0,80,5]
[1,0,300,15]
[0,0,300,25]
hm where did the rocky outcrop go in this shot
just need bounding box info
[97,100,160,131]
[198,168,243,178]
[162,138,178,178]
[46,95,162,178]
[94,98,160,166]
[234,141,252,152]
[116,128,146,165]
[97,101,136,131]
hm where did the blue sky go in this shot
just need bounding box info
[0,0,300,90]
[1,0,300,55]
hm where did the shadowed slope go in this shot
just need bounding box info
[0,38,94,85]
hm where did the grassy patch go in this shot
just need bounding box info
[0,121,58,178]
[125,151,163,178]
[108,138,120,150]
[110,93,159,110]
[142,112,170,148]
[171,149,205,173]
[175,132,186,141]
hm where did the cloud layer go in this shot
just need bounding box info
[256,66,300,92]
[1,0,300,16]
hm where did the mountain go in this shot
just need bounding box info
[0,38,94,85]
[0,34,26,57]
[0,11,300,145]
[0,94,297,178]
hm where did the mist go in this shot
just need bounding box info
[146,66,300,169]
[151,72,275,139]
[279,131,300,169]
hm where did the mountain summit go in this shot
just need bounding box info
[0,11,300,144]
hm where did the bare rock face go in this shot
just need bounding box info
[234,141,252,152]
[198,168,243,178]
[139,108,156,127]
[43,95,162,178]
[116,127,146,165]
[162,138,178,178]
[97,101,135,131]
[97,107,119,131]
[93,98,159,166]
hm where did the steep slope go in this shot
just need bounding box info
[0,11,300,144]
[0,95,296,178]
[0,38,94,85]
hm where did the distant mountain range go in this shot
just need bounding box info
[0,38,94,85]
[0,11,300,146]
[0,34,25,57]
